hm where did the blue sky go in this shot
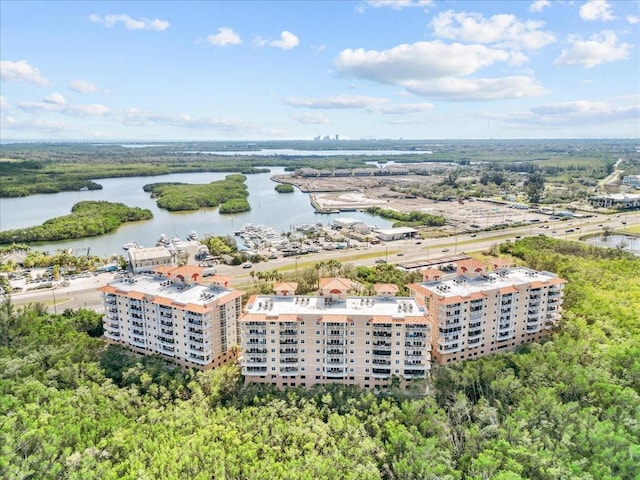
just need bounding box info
[1,0,639,141]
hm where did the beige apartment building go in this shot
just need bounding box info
[98,265,244,370]
[408,258,566,364]
[239,278,431,389]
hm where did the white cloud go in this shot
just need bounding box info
[294,112,331,124]
[286,95,387,109]
[493,98,640,127]
[376,103,434,114]
[18,100,110,116]
[431,10,556,50]
[403,76,547,101]
[529,0,550,13]
[269,31,300,50]
[335,41,516,84]
[43,92,66,105]
[628,15,640,25]
[361,0,433,9]
[579,0,615,21]
[89,13,169,31]
[554,31,630,68]
[0,95,9,110]
[285,95,434,113]
[0,60,48,85]
[69,80,99,93]
[206,27,242,46]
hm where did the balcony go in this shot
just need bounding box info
[279,330,298,337]
[372,367,391,378]
[246,338,267,345]
[131,336,146,347]
[372,357,391,366]
[325,348,344,355]
[161,328,174,336]
[281,359,299,369]
[404,341,425,349]
[373,340,391,348]
[245,347,267,354]
[324,367,347,378]
[245,357,267,366]
[403,368,426,379]
[104,330,120,339]
[188,343,205,352]
[243,366,267,375]
[132,328,145,336]
[373,330,392,337]
[325,339,344,346]
[405,350,424,358]
[280,338,298,345]
[280,366,299,376]
[188,317,203,326]
[526,324,540,332]
[468,337,481,346]
[248,330,267,336]
[160,319,173,327]
[108,322,120,329]
[437,342,460,353]
[189,353,206,363]
[404,360,423,367]
[405,331,427,338]
[157,335,174,344]
[372,349,391,356]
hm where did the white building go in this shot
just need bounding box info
[589,193,640,209]
[622,175,640,189]
[99,265,244,370]
[239,278,430,390]
[376,227,417,241]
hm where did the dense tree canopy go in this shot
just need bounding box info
[143,174,250,212]
[1,237,638,479]
[0,201,152,244]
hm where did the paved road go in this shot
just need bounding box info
[10,211,638,312]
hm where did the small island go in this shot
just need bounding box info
[143,174,250,212]
[275,183,295,193]
[0,201,153,244]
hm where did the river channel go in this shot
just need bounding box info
[0,167,393,258]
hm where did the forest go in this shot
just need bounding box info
[0,201,153,244]
[1,139,634,198]
[1,237,638,479]
[143,174,250,212]
[365,207,447,227]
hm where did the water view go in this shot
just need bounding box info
[585,234,640,255]
[0,167,393,257]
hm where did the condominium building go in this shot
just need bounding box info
[98,265,244,370]
[408,259,566,364]
[239,278,431,390]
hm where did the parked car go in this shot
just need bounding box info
[242,263,252,269]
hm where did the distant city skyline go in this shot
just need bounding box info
[1,0,639,141]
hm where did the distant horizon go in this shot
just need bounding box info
[1,136,639,146]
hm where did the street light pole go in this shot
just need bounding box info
[51,287,58,315]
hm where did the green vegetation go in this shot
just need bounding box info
[143,174,250,212]
[1,237,639,478]
[275,183,295,193]
[2,139,632,199]
[0,201,152,244]
[365,206,446,227]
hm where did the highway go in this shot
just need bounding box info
[9,211,638,312]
